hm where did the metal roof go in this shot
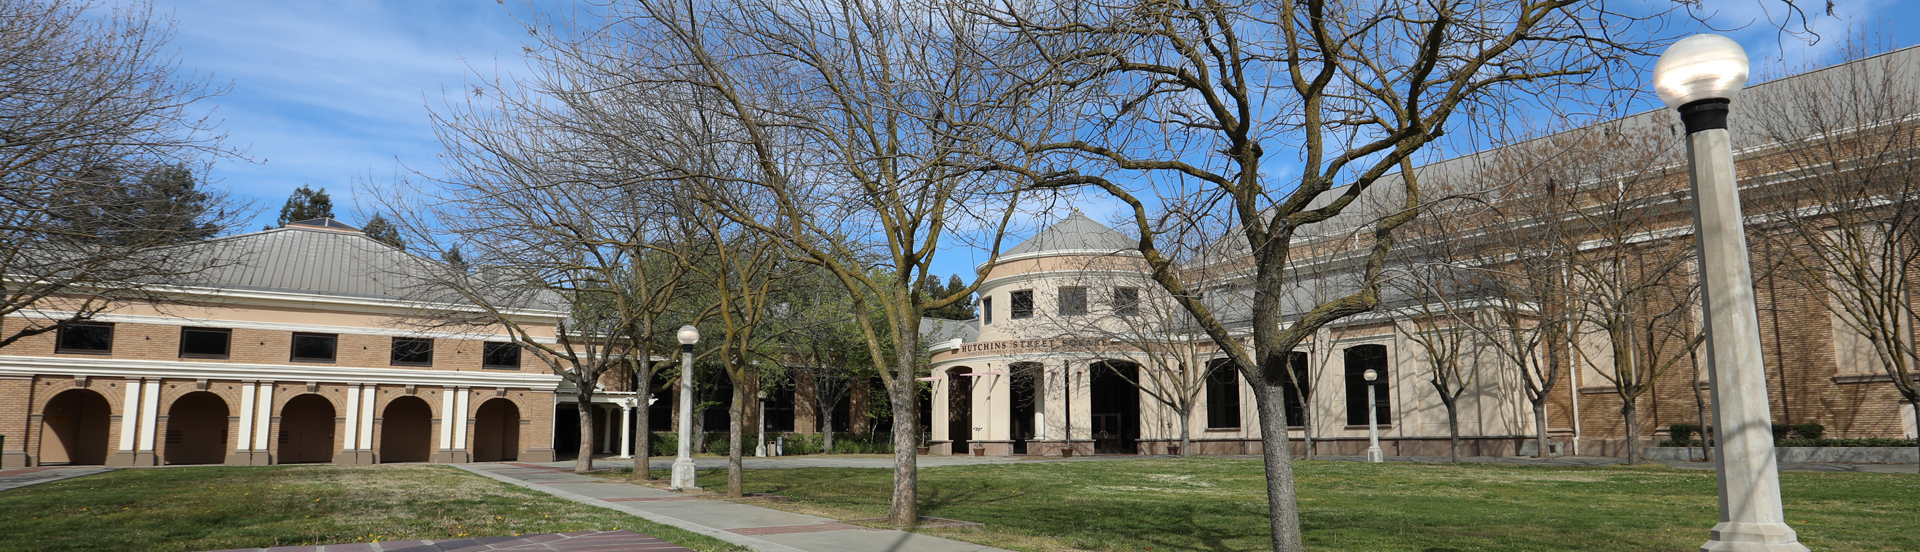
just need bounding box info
[1002,211,1136,257]
[176,225,452,304]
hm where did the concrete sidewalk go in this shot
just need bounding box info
[457,463,1009,552]
[0,466,115,491]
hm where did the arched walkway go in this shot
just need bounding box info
[39,389,110,465]
[278,394,336,464]
[379,396,433,463]
[164,392,229,465]
[471,398,521,462]
[946,366,973,454]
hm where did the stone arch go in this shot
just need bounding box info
[277,394,336,464]
[379,395,434,463]
[471,398,521,462]
[39,388,111,465]
[163,391,229,465]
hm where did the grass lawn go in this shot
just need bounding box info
[691,458,1918,552]
[0,465,747,552]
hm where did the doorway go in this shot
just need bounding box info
[379,396,433,463]
[278,394,336,464]
[39,389,110,465]
[1090,360,1141,454]
[472,398,521,462]
[164,392,228,465]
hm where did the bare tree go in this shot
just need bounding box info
[2,0,246,345]
[777,270,877,452]
[527,0,1036,524]
[1749,40,1920,465]
[980,2,1663,547]
[1385,191,1485,464]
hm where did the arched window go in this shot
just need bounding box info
[1344,345,1390,426]
[1205,359,1240,429]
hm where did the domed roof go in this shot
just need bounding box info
[1002,210,1136,258]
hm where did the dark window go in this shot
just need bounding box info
[1280,351,1310,427]
[1206,360,1241,429]
[391,337,433,366]
[1058,287,1088,316]
[1344,344,1391,426]
[56,323,114,354]
[482,341,521,369]
[178,327,230,358]
[1010,290,1034,319]
[1114,287,1140,316]
[290,333,337,363]
[982,297,993,324]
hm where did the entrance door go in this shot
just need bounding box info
[278,395,336,464]
[379,396,433,463]
[40,389,110,465]
[1090,361,1140,454]
[164,392,229,465]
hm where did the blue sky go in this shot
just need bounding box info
[149,0,1920,278]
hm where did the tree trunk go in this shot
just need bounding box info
[575,387,596,474]
[1301,405,1314,460]
[1532,399,1551,458]
[1910,398,1918,475]
[1445,400,1461,464]
[1693,379,1712,462]
[885,376,920,526]
[821,398,836,452]
[1621,400,1640,465]
[1179,408,1193,457]
[728,383,746,498]
[632,392,653,480]
[1250,381,1304,552]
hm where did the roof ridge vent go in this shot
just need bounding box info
[286,218,362,232]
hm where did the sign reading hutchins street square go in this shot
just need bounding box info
[957,338,1110,355]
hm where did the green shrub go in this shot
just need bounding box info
[705,433,763,456]
[1789,423,1826,440]
[779,433,823,455]
[1777,437,1918,448]
[1669,423,1699,444]
[648,432,677,457]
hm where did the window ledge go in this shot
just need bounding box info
[1203,427,1241,432]
[1343,425,1394,430]
[1831,373,1919,384]
[55,350,113,356]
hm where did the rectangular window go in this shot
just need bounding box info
[482,341,522,369]
[178,327,231,359]
[1206,363,1241,429]
[982,297,993,324]
[290,332,338,363]
[1058,287,1088,316]
[56,322,114,354]
[391,337,434,366]
[1010,290,1034,319]
[1114,287,1140,316]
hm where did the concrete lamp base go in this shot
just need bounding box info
[669,459,698,491]
[1702,522,1810,552]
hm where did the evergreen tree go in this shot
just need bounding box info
[361,214,404,248]
[920,273,976,320]
[48,164,222,245]
[444,246,469,271]
[273,185,334,227]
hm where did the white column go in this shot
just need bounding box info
[452,388,470,450]
[357,387,375,450]
[438,390,456,451]
[619,401,634,459]
[253,383,274,450]
[343,385,362,450]
[236,383,257,451]
[119,380,142,452]
[136,380,161,452]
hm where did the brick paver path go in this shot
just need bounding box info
[202,530,690,551]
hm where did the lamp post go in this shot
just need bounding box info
[1654,34,1808,552]
[670,325,700,490]
[1363,369,1383,463]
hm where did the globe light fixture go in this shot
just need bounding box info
[670,325,701,490]
[1653,34,1750,109]
[1653,34,1807,552]
[1362,369,1383,463]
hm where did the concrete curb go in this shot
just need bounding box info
[1643,446,1918,464]
[453,464,807,552]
